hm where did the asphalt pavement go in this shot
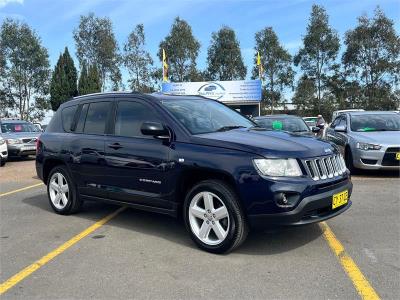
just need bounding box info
[0,159,399,299]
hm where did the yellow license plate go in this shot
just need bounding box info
[332,190,348,209]
[396,153,400,160]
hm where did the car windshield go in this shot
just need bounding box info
[350,114,400,132]
[0,122,40,133]
[255,117,310,132]
[161,99,254,134]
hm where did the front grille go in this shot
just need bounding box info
[21,138,37,144]
[382,151,400,166]
[302,154,347,181]
[386,147,400,153]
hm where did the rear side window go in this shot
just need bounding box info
[83,102,111,135]
[114,101,160,137]
[61,105,78,132]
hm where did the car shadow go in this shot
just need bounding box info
[352,169,399,178]
[22,194,323,256]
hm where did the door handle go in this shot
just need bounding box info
[108,143,123,150]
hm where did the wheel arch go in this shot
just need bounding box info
[42,158,67,184]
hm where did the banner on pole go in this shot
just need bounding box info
[161,80,262,102]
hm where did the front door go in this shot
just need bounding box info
[104,99,173,209]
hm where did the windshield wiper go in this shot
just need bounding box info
[216,125,246,132]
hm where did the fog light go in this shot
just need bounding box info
[274,192,300,208]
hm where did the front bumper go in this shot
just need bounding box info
[248,179,352,229]
[353,146,400,170]
[7,144,37,157]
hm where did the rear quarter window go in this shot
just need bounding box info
[61,105,78,132]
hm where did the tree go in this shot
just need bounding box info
[73,13,121,90]
[50,47,78,111]
[78,62,101,96]
[292,76,316,114]
[206,26,246,81]
[62,47,78,98]
[342,7,400,110]
[294,4,340,112]
[0,19,50,121]
[123,24,154,92]
[253,27,294,113]
[158,17,200,82]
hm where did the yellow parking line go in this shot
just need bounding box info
[320,222,380,300]
[0,206,126,295]
[0,183,44,197]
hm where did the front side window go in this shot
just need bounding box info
[83,102,111,135]
[161,99,254,134]
[350,114,400,132]
[255,117,309,132]
[114,101,160,137]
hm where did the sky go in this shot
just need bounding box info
[0,0,399,119]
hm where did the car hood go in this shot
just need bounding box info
[349,131,400,145]
[1,132,41,140]
[192,128,336,158]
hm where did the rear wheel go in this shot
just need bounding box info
[184,180,248,254]
[47,165,82,214]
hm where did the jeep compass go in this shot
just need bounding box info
[36,92,352,253]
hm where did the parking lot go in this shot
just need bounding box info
[0,159,399,299]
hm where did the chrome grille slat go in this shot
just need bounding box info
[302,154,346,181]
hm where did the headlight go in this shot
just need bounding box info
[6,138,22,145]
[356,142,381,151]
[253,158,302,177]
[0,139,5,145]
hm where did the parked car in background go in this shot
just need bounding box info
[0,136,8,166]
[325,111,400,171]
[302,117,318,129]
[0,119,41,157]
[36,92,352,254]
[254,114,320,136]
[331,109,364,123]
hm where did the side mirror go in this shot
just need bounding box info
[334,125,347,132]
[140,122,170,139]
[312,126,320,133]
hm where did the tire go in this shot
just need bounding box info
[183,180,248,254]
[47,165,82,215]
[0,158,5,167]
[345,147,358,174]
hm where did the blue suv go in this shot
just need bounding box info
[36,92,352,253]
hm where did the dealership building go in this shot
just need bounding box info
[161,80,262,117]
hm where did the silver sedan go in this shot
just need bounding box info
[325,111,400,171]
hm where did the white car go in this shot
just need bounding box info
[0,136,8,166]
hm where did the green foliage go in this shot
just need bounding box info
[0,19,50,121]
[294,4,340,112]
[78,62,101,96]
[50,47,78,111]
[123,24,155,92]
[253,27,294,113]
[158,17,200,82]
[343,7,400,110]
[206,26,246,81]
[73,13,121,90]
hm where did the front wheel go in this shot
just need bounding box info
[0,157,5,167]
[345,148,358,174]
[183,180,248,254]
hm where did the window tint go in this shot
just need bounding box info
[75,104,89,133]
[114,101,160,137]
[61,105,78,132]
[83,102,110,135]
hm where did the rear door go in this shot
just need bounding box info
[70,100,112,198]
[104,99,173,209]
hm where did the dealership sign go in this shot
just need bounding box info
[161,80,262,102]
